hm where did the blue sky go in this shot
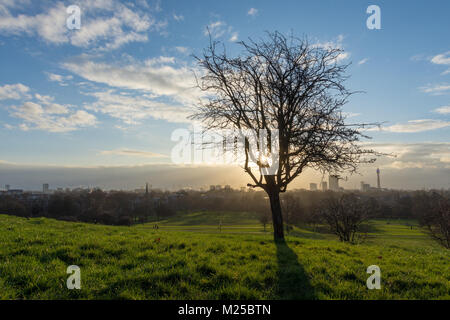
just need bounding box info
[0,0,449,190]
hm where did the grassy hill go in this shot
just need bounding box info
[0,213,448,299]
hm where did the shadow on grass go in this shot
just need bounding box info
[274,240,316,299]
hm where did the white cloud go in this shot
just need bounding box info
[145,56,175,65]
[34,94,70,114]
[0,2,68,44]
[100,149,167,158]
[431,51,450,75]
[312,35,349,63]
[7,90,97,132]
[46,72,73,86]
[175,46,189,54]
[62,57,203,106]
[46,73,71,82]
[203,20,237,42]
[11,101,97,132]
[69,4,153,50]
[430,51,450,75]
[229,32,239,42]
[431,51,450,65]
[420,83,450,95]
[61,55,206,126]
[358,58,369,65]
[363,142,450,170]
[83,90,192,125]
[35,93,52,103]
[388,161,427,169]
[0,83,30,100]
[173,13,184,21]
[434,106,450,114]
[247,8,258,16]
[372,119,450,133]
[343,112,361,118]
[204,21,226,38]
[0,0,163,50]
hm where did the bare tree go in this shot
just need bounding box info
[192,31,378,241]
[418,193,449,249]
[258,210,271,232]
[319,193,374,242]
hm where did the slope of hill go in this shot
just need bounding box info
[0,214,448,299]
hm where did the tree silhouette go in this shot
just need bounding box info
[192,31,379,240]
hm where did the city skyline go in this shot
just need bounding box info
[1,166,448,192]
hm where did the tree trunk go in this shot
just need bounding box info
[268,190,284,241]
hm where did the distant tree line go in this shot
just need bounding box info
[276,189,449,247]
[0,188,448,248]
[0,189,176,226]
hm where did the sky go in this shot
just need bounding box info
[0,0,449,191]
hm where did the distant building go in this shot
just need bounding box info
[309,183,318,191]
[7,189,23,196]
[209,185,216,191]
[134,187,145,193]
[361,181,371,192]
[224,185,231,191]
[377,168,381,189]
[5,184,10,191]
[329,175,339,191]
[215,185,222,191]
[321,181,328,191]
[43,183,49,194]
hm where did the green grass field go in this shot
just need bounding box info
[0,212,448,299]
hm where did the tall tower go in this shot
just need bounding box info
[376,168,381,189]
[145,182,149,195]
